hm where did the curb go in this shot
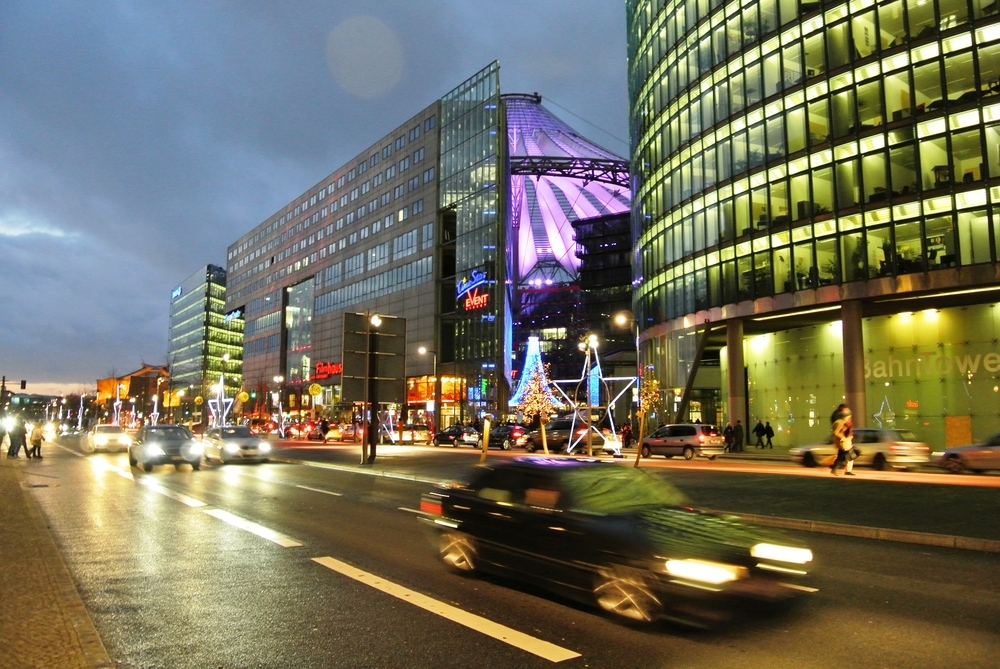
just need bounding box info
[273,456,1000,554]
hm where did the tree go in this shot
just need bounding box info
[516,364,561,456]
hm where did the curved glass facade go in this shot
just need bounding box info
[629,0,1000,322]
[628,0,1000,447]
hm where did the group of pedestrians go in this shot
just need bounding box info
[2,416,45,459]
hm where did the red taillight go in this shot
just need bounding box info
[420,498,442,516]
[698,435,705,444]
[889,443,906,452]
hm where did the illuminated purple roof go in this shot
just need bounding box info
[504,94,630,287]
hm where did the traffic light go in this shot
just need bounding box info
[251,391,257,399]
[20,380,26,390]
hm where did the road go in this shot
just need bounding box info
[25,439,1000,668]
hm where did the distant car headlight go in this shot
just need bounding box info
[189,442,204,455]
[225,443,240,454]
[118,435,132,446]
[146,444,166,456]
[95,435,109,446]
[751,543,813,564]
[665,559,747,585]
[259,442,271,453]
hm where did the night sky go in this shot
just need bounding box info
[0,1,629,395]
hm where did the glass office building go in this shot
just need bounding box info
[628,0,1000,448]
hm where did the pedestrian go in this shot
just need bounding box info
[6,416,27,458]
[752,419,766,448]
[830,405,855,476]
[27,422,44,459]
[620,423,633,449]
[723,422,734,452]
[764,421,775,448]
[319,418,330,443]
[733,420,745,453]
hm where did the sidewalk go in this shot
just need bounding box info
[0,458,112,669]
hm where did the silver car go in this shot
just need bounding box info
[790,428,930,471]
[931,433,1000,473]
[202,426,272,464]
[640,424,725,460]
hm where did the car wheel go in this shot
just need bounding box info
[83,441,95,454]
[191,462,201,471]
[142,462,154,472]
[708,455,718,461]
[682,446,695,460]
[640,444,651,458]
[526,442,536,453]
[801,451,817,468]
[873,453,891,471]
[174,463,182,470]
[945,456,965,474]
[128,453,137,467]
[594,566,661,623]
[440,532,477,573]
[501,438,512,451]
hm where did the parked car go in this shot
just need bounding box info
[128,425,203,471]
[931,433,1000,473]
[84,424,132,453]
[790,428,930,471]
[419,457,814,623]
[433,424,481,447]
[524,418,607,453]
[202,426,271,464]
[640,424,725,460]
[381,424,433,444]
[485,424,529,450]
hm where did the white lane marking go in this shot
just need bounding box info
[397,507,424,514]
[300,460,440,484]
[52,442,85,457]
[295,484,343,497]
[138,479,207,507]
[312,556,581,663]
[203,508,303,547]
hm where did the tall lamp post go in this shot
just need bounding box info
[614,310,641,424]
[418,346,439,430]
[273,375,285,437]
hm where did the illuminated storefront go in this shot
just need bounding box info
[628,0,1000,446]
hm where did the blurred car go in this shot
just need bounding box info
[931,433,1000,473]
[433,424,481,447]
[341,423,361,440]
[401,424,432,444]
[248,418,279,435]
[640,424,725,460]
[202,426,271,464]
[84,424,132,453]
[485,424,528,451]
[128,425,204,472]
[419,457,814,623]
[790,428,930,471]
[524,418,608,454]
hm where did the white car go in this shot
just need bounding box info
[790,428,930,471]
[202,426,271,464]
[84,424,132,453]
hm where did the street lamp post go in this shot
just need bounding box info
[418,346,439,431]
[273,375,285,437]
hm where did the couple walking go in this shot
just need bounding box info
[830,404,857,476]
[3,417,44,459]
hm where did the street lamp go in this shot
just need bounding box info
[273,375,285,437]
[418,346,439,430]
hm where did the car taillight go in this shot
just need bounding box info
[698,435,705,444]
[575,428,587,437]
[420,498,442,516]
[889,443,906,452]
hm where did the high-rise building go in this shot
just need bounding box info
[627,0,1000,447]
[168,264,243,425]
[225,64,632,429]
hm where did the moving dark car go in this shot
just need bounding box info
[128,425,204,471]
[433,424,481,447]
[483,424,525,450]
[419,457,814,623]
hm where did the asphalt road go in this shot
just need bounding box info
[26,439,1000,668]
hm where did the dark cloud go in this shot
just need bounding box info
[0,0,628,392]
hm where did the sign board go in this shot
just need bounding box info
[341,312,406,403]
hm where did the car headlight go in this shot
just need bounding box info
[665,559,747,585]
[95,435,109,446]
[189,442,204,455]
[751,543,813,564]
[146,444,165,456]
[259,442,271,453]
[119,436,132,445]
[225,443,240,454]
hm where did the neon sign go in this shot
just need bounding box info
[312,361,343,380]
[464,288,489,310]
[457,269,488,298]
[171,286,183,299]
[458,269,490,311]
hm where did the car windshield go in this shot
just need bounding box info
[144,426,192,439]
[561,467,688,514]
[220,427,254,438]
[95,426,125,434]
[892,430,919,441]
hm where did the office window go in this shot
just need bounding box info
[423,167,435,183]
[394,184,405,199]
[424,115,436,131]
[349,232,358,244]
[362,181,370,194]
[348,168,356,181]
[408,176,419,191]
[386,165,396,180]
[399,156,410,172]
[413,147,425,163]
[381,192,391,206]
[373,173,383,187]
[395,136,405,150]
[422,222,434,249]
[358,161,367,174]
[338,175,345,187]
[412,199,424,215]
[382,145,392,159]
[398,206,409,222]
[345,252,364,279]
[409,126,421,141]
[351,188,359,201]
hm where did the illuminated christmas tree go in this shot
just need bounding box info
[510,336,562,423]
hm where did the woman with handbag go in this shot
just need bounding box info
[830,405,855,476]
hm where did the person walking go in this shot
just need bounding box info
[723,421,734,452]
[27,422,44,459]
[6,416,27,458]
[764,421,775,448]
[752,419,766,448]
[830,405,855,476]
[620,423,633,449]
[733,419,745,453]
[319,418,330,444]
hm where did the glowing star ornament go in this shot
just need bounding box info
[207,374,234,427]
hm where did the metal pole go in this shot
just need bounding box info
[432,351,440,430]
[362,310,371,464]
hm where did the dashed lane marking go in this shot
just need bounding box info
[295,484,343,496]
[312,556,581,663]
[203,508,303,547]
[137,478,207,507]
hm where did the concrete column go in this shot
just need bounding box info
[841,299,866,427]
[726,319,746,427]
